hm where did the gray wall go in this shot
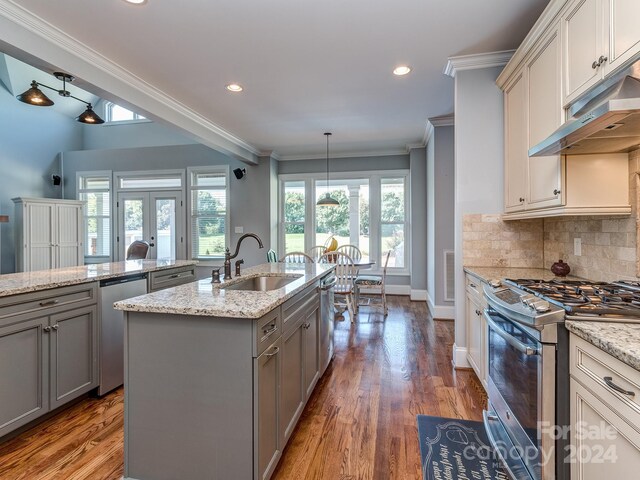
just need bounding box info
[426,125,455,311]
[453,66,505,365]
[0,83,83,273]
[62,144,276,268]
[410,148,427,294]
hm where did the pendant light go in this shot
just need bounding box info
[16,72,105,124]
[317,132,339,207]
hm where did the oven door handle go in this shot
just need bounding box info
[484,311,540,356]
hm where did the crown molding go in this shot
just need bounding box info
[0,0,260,164]
[444,50,514,78]
[278,148,410,162]
[428,114,454,127]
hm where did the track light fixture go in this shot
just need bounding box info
[16,72,105,125]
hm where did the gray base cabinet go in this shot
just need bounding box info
[0,284,98,438]
[124,278,329,480]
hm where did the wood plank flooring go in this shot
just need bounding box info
[0,296,486,480]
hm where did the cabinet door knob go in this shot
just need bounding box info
[52,324,59,330]
[598,55,608,65]
[264,346,280,357]
[475,309,481,316]
[592,60,599,69]
[519,197,525,203]
[553,189,561,196]
[43,326,52,333]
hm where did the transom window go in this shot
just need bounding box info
[105,102,146,123]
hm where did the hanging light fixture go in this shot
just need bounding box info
[317,132,339,206]
[16,72,105,124]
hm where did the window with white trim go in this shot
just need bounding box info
[188,168,229,260]
[105,102,146,123]
[279,171,410,272]
[77,173,111,259]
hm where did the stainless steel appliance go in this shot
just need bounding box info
[319,273,336,373]
[484,278,640,480]
[98,273,148,395]
[529,59,640,157]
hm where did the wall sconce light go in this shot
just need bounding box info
[16,72,105,124]
[233,168,246,180]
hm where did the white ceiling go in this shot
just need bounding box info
[12,0,549,158]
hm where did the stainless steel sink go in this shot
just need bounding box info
[222,275,300,292]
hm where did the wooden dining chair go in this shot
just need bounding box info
[318,251,357,321]
[336,244,362,262]
[354,250,391,317]
[279,252,314,263]
[307,245,326,261]
[126,240,150,260]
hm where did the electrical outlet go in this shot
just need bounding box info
[574,237,582,256]
[235,226,244,234]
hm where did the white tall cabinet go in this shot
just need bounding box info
[13,198,84,272]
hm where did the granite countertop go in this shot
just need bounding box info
[114,262,334,319]
[566,321,640,372]
[0,259,198,297]
[464,266,585,283]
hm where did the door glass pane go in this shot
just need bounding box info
[285,224,304,253]
[381,223,404,268]
[156,198,176,260]
[315,179,369,257]
[124,199,144,255]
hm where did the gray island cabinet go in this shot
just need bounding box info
[116,263,334,480]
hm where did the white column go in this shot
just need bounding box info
[348,185,360,246]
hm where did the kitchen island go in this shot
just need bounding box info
[114,262,335,480]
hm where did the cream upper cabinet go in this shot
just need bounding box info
[562,0,604,105]
[504,70,527,213]
[527,23,564,210]
[603,0,640,74]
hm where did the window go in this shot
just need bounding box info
[105,102,146,123]
[314,179,370,258]
[188,168,229,260]
[279,171,410,272]
[283,181,306,253]
[77,172,111,260]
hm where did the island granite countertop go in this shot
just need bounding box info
[565,320,640,372]
[0,259,198,297]
[114,262,335,319]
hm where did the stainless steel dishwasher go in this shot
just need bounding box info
[98,273,148,395]
[319,273,336,374]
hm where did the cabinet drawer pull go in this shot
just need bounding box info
[263,323,277,335]
[603,376,635,397]
[39,300,59,307]
[553,189,561,196]
[469,283,477,288]
[169,274,180,279]
[264,346,280,357]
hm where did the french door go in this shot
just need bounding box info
[117,191,185,261]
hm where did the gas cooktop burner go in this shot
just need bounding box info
[504,278,640,318]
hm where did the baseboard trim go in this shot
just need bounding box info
[426,292,455,320]
[452,344,470,369]
[410,289,427,301]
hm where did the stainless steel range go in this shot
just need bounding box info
[483,278,640,480]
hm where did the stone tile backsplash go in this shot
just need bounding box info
[463,214,544,268]
[463,149,640,281]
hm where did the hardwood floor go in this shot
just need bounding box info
[0,296,486,480]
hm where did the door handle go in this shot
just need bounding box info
[149,243,155,247]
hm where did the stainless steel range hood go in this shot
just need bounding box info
[529,60,640,157]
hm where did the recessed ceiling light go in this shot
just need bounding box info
[226,83,244,92]
[123,0,147,5]
[393,65,412,76]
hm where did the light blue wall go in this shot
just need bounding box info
[62,144,276,268]
[0,83,83,273]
